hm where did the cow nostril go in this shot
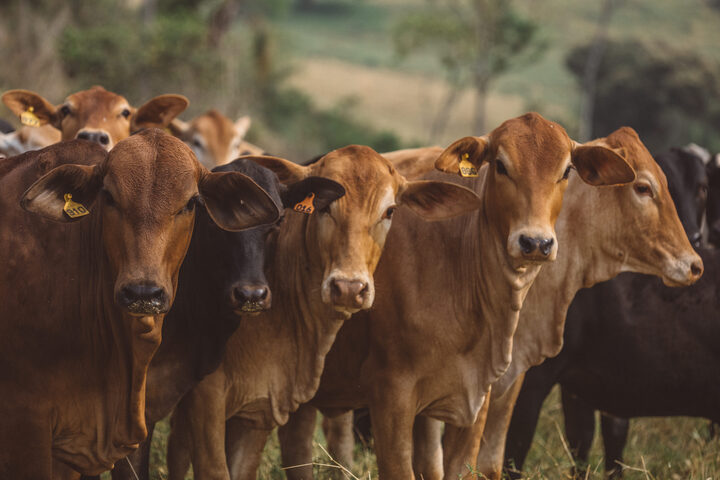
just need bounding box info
[518,235,537,254]
[99,133,109,145]
[330,280,342,302]
[691,262,703,277]
[258,287,268,300]
[77,131,91,141]
[538,238,554,256]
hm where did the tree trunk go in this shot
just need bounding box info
[578,0,622,141]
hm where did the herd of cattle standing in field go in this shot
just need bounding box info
[0,85,716,479]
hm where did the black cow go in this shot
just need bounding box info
[706,151,720,246]
[84,158,333,480]
[0,119,13,134]
[504,144,711,479]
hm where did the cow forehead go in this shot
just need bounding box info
[104,130,199,205]
[489,112,572,173]
[65,86,129,114]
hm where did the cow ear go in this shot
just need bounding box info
[435,136,489,175]
[167,118,191,140]
[234,116,251,139]
[2,90,60,129]
[247,155,309,184]
[132,94,189,131]
[21,164,103,222]
[280,176,346,211]
[199,171,281,231]
[572,142,636,186]
[398,180,482,221]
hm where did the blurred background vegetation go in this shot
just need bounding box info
[1,0,720,159]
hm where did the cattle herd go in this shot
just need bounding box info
[0,85,714,480]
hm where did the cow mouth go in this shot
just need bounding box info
[233,302,268,316]
[125,299,166,316]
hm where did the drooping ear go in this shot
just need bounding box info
[2,89,60,129]
[280,176,346,211]
[247,155,310,184]
[398,180,482,221]
[234,115,251,139]
[132,94,189,131]
[21,163,103,222]
[434,136,490,175]
[199,171,281,231]
[572,142,636,186]
[167,118,191,140]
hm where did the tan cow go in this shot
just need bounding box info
[0,130,281,478]
[169,109,263,169]
[164,145,484,480]
[1,85,188,151]
[0,124,61,158]
[275,112,639,480]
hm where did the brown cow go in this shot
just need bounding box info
[163,144,484,480]
[169,109,263,169]
[2,85,188,151]
[0,130,281,478]
[275,112,638,480]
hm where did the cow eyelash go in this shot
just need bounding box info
[382,206,396,220]
[59,105,71,117]
[561,165,573,181]
[179,196,200,214]
[102,189,116,207]
[634,183,653,198]
[121,108,131,119]
[495,159,508,176]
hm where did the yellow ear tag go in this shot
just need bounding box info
[63,193,90,219]
[459,153,478,177]
[294,192,315,215]
[20,106,41,127]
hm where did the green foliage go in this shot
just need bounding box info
[566,39,720,152]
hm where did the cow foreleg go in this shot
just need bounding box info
[111,422,154,480]
[441,390,490,480]
[322,410,355,472]
[224,418,271,480]
[600,413,629,479]
[475,374,525,480]
[278,404,318,480]
[369,380,416,480]
[167,373,230,480]
[560,387,595,477]
[411,416,443,480]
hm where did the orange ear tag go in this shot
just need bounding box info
[459,153,478,177]
[63,193,90,219]
[294,192,315,214]
[20,106,40,127]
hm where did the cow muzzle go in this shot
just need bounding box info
[76,129,113,150]
[661,252,704,287]
[507,228,558,263]
[230,283,272,315]
[116,283,170,316]
[322,273,374,314]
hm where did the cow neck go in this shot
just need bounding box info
[144,212,240,423]
[54,211,164,471]
[229,211,346,427]
[496,175,627,394]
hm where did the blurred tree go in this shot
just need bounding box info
[394,0,542,137]
[566,39,720,152]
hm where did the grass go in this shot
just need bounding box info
[135,385,720,479]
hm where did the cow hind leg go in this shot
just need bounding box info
[561,388,595,477]
[224,418,271,480]
[411,416,443,480]
[600,414,629,479]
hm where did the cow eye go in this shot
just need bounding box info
[495,159,508,176]
[59,105,71,117]
[192,139,204,150]
[102,189,116,207]
[121,108,131,119]
[562,165,572,181]
[382,206,396,220]
[180,196,199,215]
[700,184,708,196]
[634,183,653,198]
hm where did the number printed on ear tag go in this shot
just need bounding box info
[20,106,40,127]
[63,194,90,219]
[459,153,478,177]
[294,192,315,215]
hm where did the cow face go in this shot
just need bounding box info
[170,110,252,169]
[706,153,720,247]
[593,128,703,286]
[435,112,634,266]
[655,144,710,248]
[2,86,188,151]
[254,145,482,315]
[20,130,280,317]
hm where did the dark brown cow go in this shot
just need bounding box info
[164,144,484,480]
[2,85,188,151]
[0,130,280,477]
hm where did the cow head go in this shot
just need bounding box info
[655,144,710,248]
[585,127,703,286]
[705,152,720,247]
[435,112,635,266]
[254,145,482,315]
[20,129,280,317]
[169,110,252,169]
[2,86,188,150]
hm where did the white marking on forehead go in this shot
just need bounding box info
[682,143,711,165]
